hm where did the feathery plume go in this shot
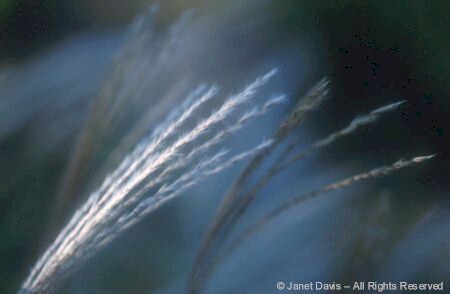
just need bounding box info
[20,69,280,293]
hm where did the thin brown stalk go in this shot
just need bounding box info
[202,154,436,284]
[188,78,330,294]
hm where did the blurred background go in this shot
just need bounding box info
[0,0,448,293]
